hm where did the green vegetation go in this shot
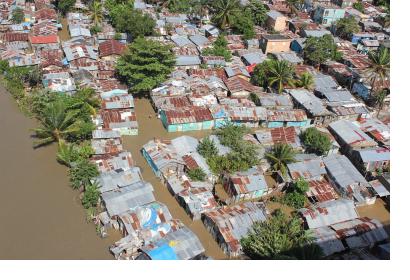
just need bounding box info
[231,10,255,40]
[205,123,260,174]
[295,72,315,90]
[241,209,323,259]
[57,0,76,15]
[69,159,99,190]
[353,1,365,13]
[31,100,85,147]
[282,177,309,209]
[300,127,332,156]
[208,0,241,29]
[202,35,232,61]
[197,137,218,158]
[251,59,276,88]
[265,143,297,178]
[249,92,261,106]
[304,34,342,67]
[366,47,390,96]
[11,7,24,24]
[187,168,207,181]
[335,17,361,39]
[82,183,101,209]
[116,38,175,95]
[244,0,268,26]
[107,2,156,39]
[268,60,296,94]
[89,0,103,27]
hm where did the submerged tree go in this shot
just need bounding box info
[116,38,175,95]
[32,101,83,148]
[295,72,315,90]
[197,136,218,159]
[300,127,332,156]
[82,182,101,209]
[265,143,297,178]
[241,210,323,259]
[69,160,99,190]
[187,168,207,182]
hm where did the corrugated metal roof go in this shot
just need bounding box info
[287,88,332,116]
[101,182,155,217]
[140,226,205,260]
[92,129,121,139]
[204,202,267,256]
[299,199,359,229]
[329,119,377,148]
[92,151,133,174]
[95,166,143,193]
[228,169,269,194]
[311,226,345,256]
[175,55,201,66]
[357,147,390,163]
[287,157,327,180]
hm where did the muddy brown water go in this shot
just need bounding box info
[0,86,120,259]
[122,98,226,259]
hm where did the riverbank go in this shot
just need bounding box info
[0,85,120,259]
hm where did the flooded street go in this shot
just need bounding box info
[122,98,227,259]
[0,86,119,259]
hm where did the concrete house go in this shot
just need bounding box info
[260,34,292,54]
[266,10,287,32]
[313,4,346,26]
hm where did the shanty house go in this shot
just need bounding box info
[299,198,359,229]
[136,227,206,260]
[255,127,302,150]
[160,107,214,132]
[141,139,184,179]
[202,202,267,257]
[266,10,287,32]
[176,187,218,220]
[323,154,376,205]
[222,169,272,204]
[260,34,292,54]
[266,109,309,128]
[101,182,156,218]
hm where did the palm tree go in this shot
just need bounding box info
[56,139,78,167]
[265,143,297,178]
[296,72,315,90]
[373,89,389,117]
[89,0,103,27]
[32,101,83,148]
[72,87,101,116]
[366,47,390,96]
[268,60,295,94]
[210,0,240,29]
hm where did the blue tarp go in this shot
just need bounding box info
[146,244,179,260]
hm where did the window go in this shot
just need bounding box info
[324,10,329,17]
[323,19,328,24]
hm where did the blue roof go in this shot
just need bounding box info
[146,243,179,260]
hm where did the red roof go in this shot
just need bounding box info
[269,127,298,145]
[99,40,126,57]
[3,32,28,42]
[35,8,57,21]
[29,35,59,44]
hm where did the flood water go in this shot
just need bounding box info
[122,98,227,259]
[0,86,119,259]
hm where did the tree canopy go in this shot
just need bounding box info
[116,38,175,94]
[11,7,24,23]
[241,210,323,259]
[202,35,232,61]
[335,16,361,39]
[304,34,342,66]
[187,168,207,181]
[300,127,332,156]
[197,137,218,158]
[107,3,156,38]
[209,0,241,29]
[282,177,309,209]
[57,0,76,15]
[265,143,297,178]
[244,0,268,26]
